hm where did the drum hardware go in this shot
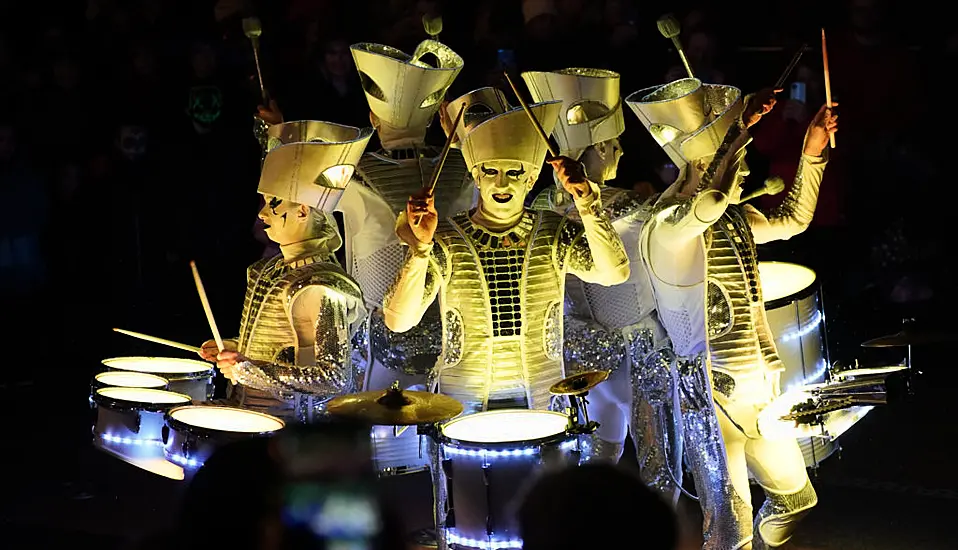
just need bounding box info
[549,370,609,435]
[326,381,464,425]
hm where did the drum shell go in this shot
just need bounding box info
[102,357,215,402]
[439,428,577,544]
[91,372,169,393]
[371,425,428,477]
[92,390,190,458]
[162,406,284,471]
[764,280,827,391]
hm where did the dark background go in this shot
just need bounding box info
[0,0,954,548]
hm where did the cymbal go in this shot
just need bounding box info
[325,385,463,426]
[550,370,610,396]
[861,327,955,347]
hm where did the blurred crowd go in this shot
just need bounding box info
[0,0,951,373]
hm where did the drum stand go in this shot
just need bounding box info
[566,392,599,435]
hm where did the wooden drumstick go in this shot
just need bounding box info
[243,17,268,103]
[821,28,836,149]
[113,328,202,353]
[190,261,224,352]
[503,72,559,158]
[414,103,466,226]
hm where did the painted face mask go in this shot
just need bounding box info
[186,85,223,127]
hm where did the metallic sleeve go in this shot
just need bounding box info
[565,181,631,285]
[230,286,359,400]
[382,211,444,333]
[747,152,828,244]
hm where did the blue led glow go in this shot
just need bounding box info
[100,433,164,447]
[442,439,578,458]
[166,452,200,468]
[785,358,828,393]
[446,530,522,549]
[780,310,822,342]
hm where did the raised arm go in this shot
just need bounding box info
[550,157,630,285]
[747,103,838,244]
[382,191,444,333]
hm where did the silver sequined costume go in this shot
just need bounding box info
[227,255,366,423]
[635,82,827,548]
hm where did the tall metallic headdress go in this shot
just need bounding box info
[521,68,625,159]
[445,87,562,175]
[350,40,464,130]
[624,78,743,170]
[259,120,374,212]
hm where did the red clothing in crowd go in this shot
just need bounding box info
[751,103,845,229]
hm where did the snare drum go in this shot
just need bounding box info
[439,410,580,548]
[163,405,285,471]
[92,371,169,391]
[92,387,192,456]
[103,357,214,401]
[371,424,428,476]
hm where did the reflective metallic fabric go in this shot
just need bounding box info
[752,480,818,549]
[230,254,363,420]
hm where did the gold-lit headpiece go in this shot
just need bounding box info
[624,78,743,170]
[350,40,464,130]
[259,121,373,212]
[521,68,625,159]
[444,87,562,176]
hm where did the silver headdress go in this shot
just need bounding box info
[624,78,743,171]
[445,87,562,176]
[521,68,625,159]
[351,40,464,131]
[259,121,373,212]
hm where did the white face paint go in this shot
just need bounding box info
[727,157,751,205]
[581,137,623,183]
[473,160,536,222]
[258,194,311,246]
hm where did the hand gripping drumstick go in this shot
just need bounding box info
[821,28,836,149]
[113,328,202,354]
[413,103,466,226]
[503,72,559,158]
[190,261,224,352]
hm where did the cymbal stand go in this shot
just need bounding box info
[566,392,599,435]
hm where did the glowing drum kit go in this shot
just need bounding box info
[325,372,608,550]
[90,356,287,480]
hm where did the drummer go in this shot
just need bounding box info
[383,86,629,414]
[631,78,838,549]
[198,121,372,423]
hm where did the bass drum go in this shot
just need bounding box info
[758,261,836,468]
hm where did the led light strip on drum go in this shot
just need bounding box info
[785,358,828,393]
[166,452,201,468]
[780,310,823,343]
[446,530,523,549]
[100,433,164,447]
[441,439,578,459]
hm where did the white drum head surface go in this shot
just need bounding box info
[758,262,816,303]
[442,410,568,443]
[97,387,191,405]
[95,371,168,388]
[102,356,211,375]
[170,406,285,433]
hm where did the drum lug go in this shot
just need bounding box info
[481,465,494,536]
[442,458,455,529]
[161,425,170,445]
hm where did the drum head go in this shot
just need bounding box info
[168,406,285,434]
[758,262,817,304]
[95,387,191,409]
[94,371,169,389]
[102,356,212,377]
[441,410,569,444]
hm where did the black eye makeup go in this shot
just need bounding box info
[269,197,282,215]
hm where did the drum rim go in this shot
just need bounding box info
[165,405,286,438]
[440,409,571,449]
[834,365,908,378]
[759,261,819,310]
[102,356,214,379]
[92,371,170,390]
[93,387,192,412]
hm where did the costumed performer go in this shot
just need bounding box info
[630,78,837,549]
[199,120,372,423]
